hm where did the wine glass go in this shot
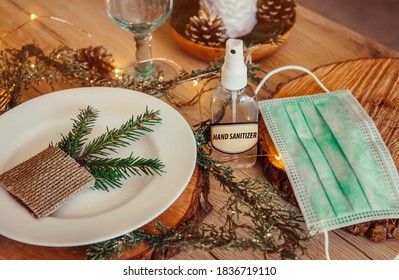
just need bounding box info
[104,0,179,85]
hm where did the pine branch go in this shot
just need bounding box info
[53,106,99,159]
[51,107,165,191]
[82,155,165,191]
[78,108,161,160]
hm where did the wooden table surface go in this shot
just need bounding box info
[1,0,398,260]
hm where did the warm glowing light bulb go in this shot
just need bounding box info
[113,68,122,78]
[30,14,39,21]
[192,79,198,87]
[275,155,281,161]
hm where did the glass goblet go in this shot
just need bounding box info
[104,0,179,85]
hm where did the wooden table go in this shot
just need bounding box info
[1,0,398,260]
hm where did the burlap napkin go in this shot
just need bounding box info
[0,147,95,219]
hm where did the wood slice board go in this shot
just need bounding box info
[0,166,210,259]
[259,58,399,242]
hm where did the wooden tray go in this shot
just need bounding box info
[259,58,399,242]
[170,0,296,62]
[0,166,210,259]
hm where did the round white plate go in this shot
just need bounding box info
[0,87,196,246]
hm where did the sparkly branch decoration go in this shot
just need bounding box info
[86,121,310,260]
[0,11,266,113]
[0,44,266,115]
[0,45,96,114]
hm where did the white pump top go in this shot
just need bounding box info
[221,39,247,91]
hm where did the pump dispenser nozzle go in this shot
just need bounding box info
[221,39,247,91]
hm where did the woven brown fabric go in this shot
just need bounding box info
[0,147,95,219]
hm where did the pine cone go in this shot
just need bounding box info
[257,0,296,22]
[343,222,371,236]
[74,46,114,78]
[185,10,227,47]
[200,0,258,38]
[368,220,399,242]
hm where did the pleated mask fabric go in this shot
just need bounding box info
[259,90,399,234]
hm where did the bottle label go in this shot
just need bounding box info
[211,122,258,154]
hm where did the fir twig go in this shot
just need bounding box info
[54,106,99,160]
[84,155,165,191]
[78,108,161,160]
[52,106,165,191]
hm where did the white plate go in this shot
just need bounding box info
[0,87,196,247]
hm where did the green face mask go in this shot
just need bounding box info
[256,66,399,259]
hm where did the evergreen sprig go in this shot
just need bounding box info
[83,155,164,191]
[79,109,161,160]
[55,106,99,160]
[52,106,165,191]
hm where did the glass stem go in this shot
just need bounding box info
[134,33,155,79]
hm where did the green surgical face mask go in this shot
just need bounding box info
[256,66,399,259]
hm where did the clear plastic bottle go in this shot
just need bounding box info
[210,39,258,168]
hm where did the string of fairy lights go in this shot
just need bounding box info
[0,13,94,45]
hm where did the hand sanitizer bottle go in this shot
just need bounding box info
[210,39,258,168]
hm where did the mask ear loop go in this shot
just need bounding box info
[324,230,331,260]
[254,65,331,96]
